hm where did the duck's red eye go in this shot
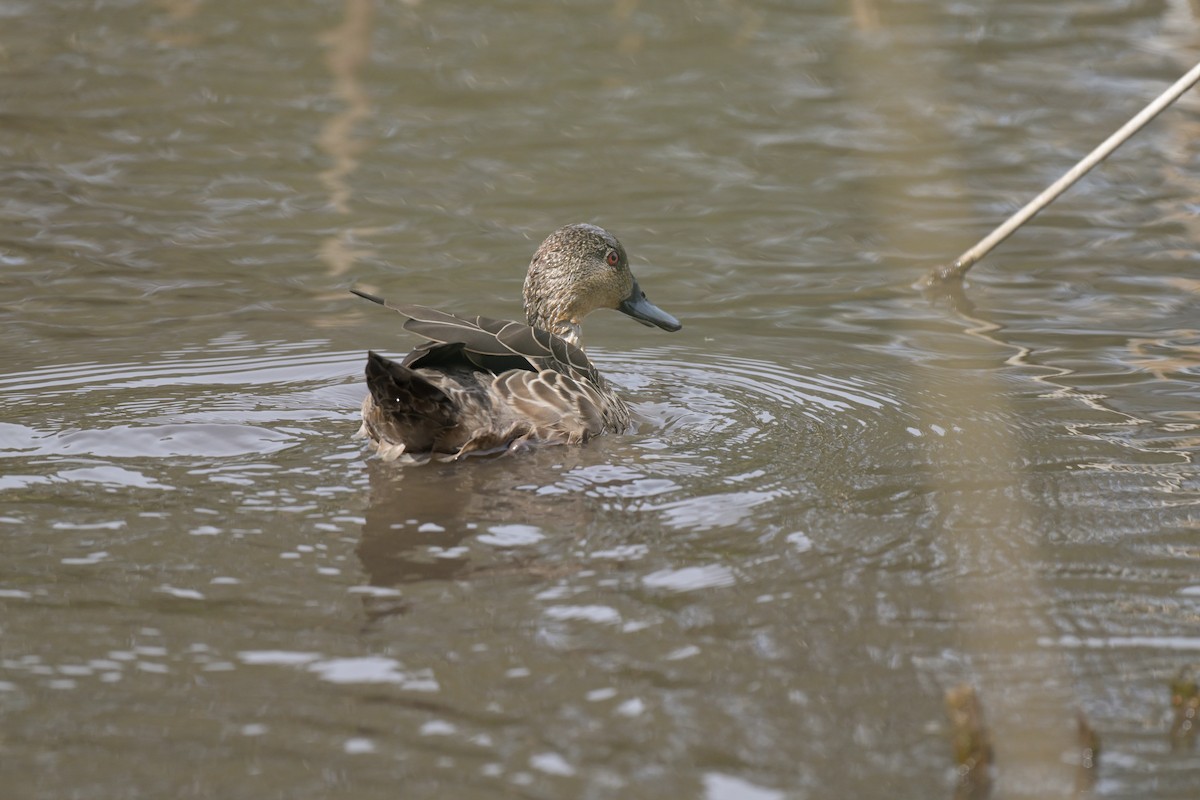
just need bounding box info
[605,250,619,266]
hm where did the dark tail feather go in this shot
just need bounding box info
[364,352,458,448]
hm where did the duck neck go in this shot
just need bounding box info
[538,316,583,348]
[524,301,583,348]
[553,321,582,348]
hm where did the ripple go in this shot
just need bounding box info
[641,565,737,593]
[0,422,298,459]
[704,774,784,800]
[654,490,782,532]
[1039,635,1200,652]
[606,347,943,497]
[0,345,360,460]
[478,524,544,547]
[604,346,907,439]
[543,605,622,625]
[307,657,437,688]
[580,345,931,533]
[55,465,171,489]
[0,345,356,398]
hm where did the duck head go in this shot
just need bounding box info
[522,223,682,347]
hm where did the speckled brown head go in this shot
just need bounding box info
[522,223,681,346]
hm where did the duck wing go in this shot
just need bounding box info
[351,290,600,381]
[493,323,602,384]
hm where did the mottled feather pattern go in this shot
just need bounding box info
[495,369,618,442]
[352,224,680,461]
[357,305,627,460]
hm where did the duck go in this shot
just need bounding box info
[350,223,682,462]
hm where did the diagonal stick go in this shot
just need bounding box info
[921,60,1200,288]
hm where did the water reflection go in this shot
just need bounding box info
[925,275,1200,496]
[146,0,203,48]
[318,0,378,278]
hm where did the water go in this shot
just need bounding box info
[3,1,1200,797]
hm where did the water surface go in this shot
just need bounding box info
[3,1,1200,798]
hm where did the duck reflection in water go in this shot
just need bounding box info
[350,224,681,463]
[355,449,605,624]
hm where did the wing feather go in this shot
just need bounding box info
[495,323,601,382]
[351,290,600,380]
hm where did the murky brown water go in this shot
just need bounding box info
[3,1,1200,798]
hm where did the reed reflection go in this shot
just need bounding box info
[844,4,1078,793]
[318,0,379,277]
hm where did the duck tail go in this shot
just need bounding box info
[363,351,459,451]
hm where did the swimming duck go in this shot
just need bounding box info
[351,223,681,462]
